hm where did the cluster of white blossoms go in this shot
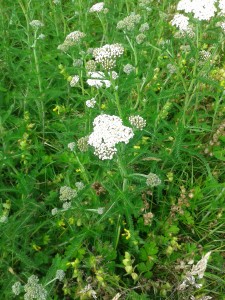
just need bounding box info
[117,13,141,31]
[171,14,190,31]
[146,173,162,187]
[93,43,124,70]
[68,142,76,151]
[219,0,225,13]
[178,251,211,291]
[136,33,146,44]
[77,135,89,152]
[199,50,211,61]
[89,2,104,13]
[129,115,146,130]
[176,0,218,21]
[88,114,134,160]
[190,296,212,300]
[87,71,111,88]
[58,30,85,52]
[70,75,80,87]
[139,22,150,33]
[24,275,48,300]
[59,186,77,201]
[12,276,48,299]
[123,64,135,74]
[86,98,96,108]
[29,20,44,29]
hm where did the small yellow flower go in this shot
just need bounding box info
[53,105,66,115]
[57,219,66,227]
[122,228,131,240]
[101,103,106,110]
[69,217,75,225]
[32,243,41,251]
[133,145,140,149]
[76,168,81,173]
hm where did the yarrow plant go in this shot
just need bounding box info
[2,0,225,299]
[29,20,44,29]
[89,2,104,13]
[117,13,141,31]
[58,30,85,51]
[88,114,134,160]
[129,115,146,130]
[92,43,124,70]
[87,71,111,88]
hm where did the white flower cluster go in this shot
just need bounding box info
[219,0,225,13]
[139,0,152,11]
[117,13,141,31]
[123,64,135,74]
[139,22,150,32]
[12,281,22,296]
[190,296,212,300]
[167,63,177,74]
[93,43,124,70]
[178,251,211,291]
[29,20,44,29]
[199,50,211,60]
[146,173,161,187]
[77,136,89,152]
[70,75,80,87]
[85,60,97,72]
[177,0,217,21]
[136,33,146,44]
[89,2,104,13]
[55,270,65,281]
[86,98,96,108]
[24,275,47,300]
[88,114,134,160]
[58,30,85,52]
[65,31,86,43]
[129,115,146,130]
[68,142,76,151]
[87,71,111,88]
[171,14,190,31]
[59,186,77,201]
[75,181,85,190]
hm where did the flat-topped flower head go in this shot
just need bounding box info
[219,0,225,13]
[86,98,96,108]
[177,0,217,21]
[30,20,44,29]
[24,275,47,300]
[77,136,89,152]
[59,186,77,201]
[87,71,111,88]
[123,64,135,74]
[146,173,161,187]
[89,2,104,13]
[171,14,189,31]
[58,30,85,52]
[117,13,141,31]
[65,31,86,43]
[93,43,124,70]
[88,114,134,160]
[70,75,80,87]
[129,115,146,130]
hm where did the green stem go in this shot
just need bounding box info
[73,149,90,184]
[125,35,141,110]
[32,31,42,93]
[117,152,133,231]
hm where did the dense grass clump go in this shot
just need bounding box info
[1,0,225,299]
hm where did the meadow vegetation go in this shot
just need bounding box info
[1,0,225,299]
